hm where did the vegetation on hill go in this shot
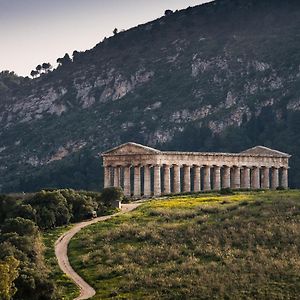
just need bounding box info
[1,0,300,192]
[68,190,300,299]
[43,225,80,300]
[0,189,113,299]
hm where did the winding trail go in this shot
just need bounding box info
[55,203,141,300]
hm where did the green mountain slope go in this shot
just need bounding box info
[1,0,300,192]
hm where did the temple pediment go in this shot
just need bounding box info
[102,142,161,155]
[240,146,291,157]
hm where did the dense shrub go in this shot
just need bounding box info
[26,191,71,229]
[0,188,109,299]
[59,189,98,222]
[219,188,234,195]
[101,187,124,207]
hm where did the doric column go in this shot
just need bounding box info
[144,165,151,197]
[134,166,141,197]
[173,165,181,194]
[261,167,270,189]
[222,166,231,189]
[241,167,250,189]
[271,167,279,190]
[203,166,211,191]
[251,167,260,189]
[104,166,111,188]
[183,165,191,193]
[123,166,131,197]
[163,165,171,195]
[113,166,120,187]
[193,166,201,192]
[281,168,288,189]
[154,165,161,197]
[213,166,221,191]
[232,167,241,189]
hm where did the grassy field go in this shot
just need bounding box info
[67,190,300,299]
[43,225,80,299]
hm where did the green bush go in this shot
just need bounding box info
[219,188,234,195]
[101,187,124,207]
[276,186,285,191]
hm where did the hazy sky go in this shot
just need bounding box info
[0,0,212,76]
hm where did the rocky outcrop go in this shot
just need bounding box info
[1,0,300,192]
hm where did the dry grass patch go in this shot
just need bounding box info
[69,191,300,299]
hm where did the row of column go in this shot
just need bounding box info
[104,165,289,198]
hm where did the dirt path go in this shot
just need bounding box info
[55,203,141,300]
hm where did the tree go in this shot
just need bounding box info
[2,217,38,237]
[60,189,97,222]
[26,191,71,229]
[30,70,39,78]
[101,187,124,207]
[11,205,36,223]
[0,195,17,224]
[35,65,42,72]
[57,53,71,66]
[165,9,173,16]
[0,256,19,300]
[41,63,52,73]
[113,28,118,35]
[72,51,80,62]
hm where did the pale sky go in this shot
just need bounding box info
[0,0,212,76]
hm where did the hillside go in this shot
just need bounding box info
[68,190,300,299]
[1,0,300,192]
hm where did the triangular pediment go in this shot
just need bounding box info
[102,142,161,155]
[241,146,291,157]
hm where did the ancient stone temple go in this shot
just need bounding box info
[101,142,291,198]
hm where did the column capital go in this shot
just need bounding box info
[193,164,202,168]
[133,164,142,168]
[103,164,112,168]
[142,164,152,168]
[203,165,211,168]
[183,164,192,167]
[242,166,250,169]
[172,163,182,168]
[153,164,162,168]
[251,166,259,170]
[123,164,132,168]
[271,166,279,170]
